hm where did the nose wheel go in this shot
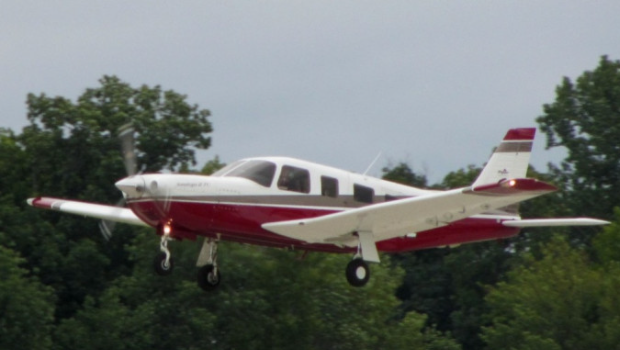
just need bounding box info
[154,252,174,275]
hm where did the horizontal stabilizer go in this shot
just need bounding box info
[502,218,609,227]
[27,197,148,227]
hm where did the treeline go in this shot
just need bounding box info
[1,56,619,349]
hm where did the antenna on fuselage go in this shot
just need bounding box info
[363,152,383,176]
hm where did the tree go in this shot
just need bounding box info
[383,163,463,345]
[482,237,620,350]
[0,245,55,350]
[200,155,226,175]
[53,231,460,350]
[536,56,620,221]
[4,75,213,320]
[434,165,480,190]
[384,163,562,350]
[22,75,212,200]
[592,207,620,264]
[382,161,428,187]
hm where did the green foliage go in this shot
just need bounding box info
[24,75,212,177]
[483,238,620,350]
[435,165,480,189]
[593,207,620,264]
[537,56,620,221]
[382,161,428,187]
[386,163,517,350]
[200,155,226,175]
[51,232,456,350]
[0,245,55,350]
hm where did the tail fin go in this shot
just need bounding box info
[472,128,535,188]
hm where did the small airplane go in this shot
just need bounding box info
[28,127,608,291]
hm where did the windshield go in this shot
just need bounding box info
[220,160,276,187]
[212,160,245,177]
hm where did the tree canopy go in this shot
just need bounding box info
[537,56,620,220]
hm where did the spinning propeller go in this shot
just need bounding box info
[99,124,172,239]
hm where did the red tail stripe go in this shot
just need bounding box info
[503,128,536,141]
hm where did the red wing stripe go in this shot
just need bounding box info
[28,197,66,210]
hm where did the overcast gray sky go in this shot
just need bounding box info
[2,2,620,183]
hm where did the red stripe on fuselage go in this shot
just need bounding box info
[127,199,520,254]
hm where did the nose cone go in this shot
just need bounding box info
[115,176,145,198]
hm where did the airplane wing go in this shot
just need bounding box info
[502,218,609,227]
[27,197,148,227]
[263,178,564,245]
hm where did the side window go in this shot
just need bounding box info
[278,166,310,193]
[354,184,374,203]
[321,176,339,198]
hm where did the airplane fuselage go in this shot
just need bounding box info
[119,157,520,254]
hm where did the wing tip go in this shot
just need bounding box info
[503,218,610,227]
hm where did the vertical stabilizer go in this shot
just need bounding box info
[472,128,535,187]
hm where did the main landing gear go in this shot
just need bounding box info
[345,231,379,288]
[195,238,221,292]
[346,258,370,287]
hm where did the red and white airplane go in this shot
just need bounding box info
[28,128,608,291]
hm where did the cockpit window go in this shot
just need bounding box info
[221,160,276,187]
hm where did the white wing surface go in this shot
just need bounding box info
[263,178,558,245]
[27,197,148,227]
[502,218,609,227]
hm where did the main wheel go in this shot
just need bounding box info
[197,264,221,292]
[153,252,174,276]
[346,258,370,287]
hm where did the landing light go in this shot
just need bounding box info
[501,179,517,188]
[163,224,172,235]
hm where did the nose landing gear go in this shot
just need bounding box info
[154,234,174,276]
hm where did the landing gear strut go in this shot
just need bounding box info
[196,238,221,292]
[345,231,378,287]
[154,234,174,276]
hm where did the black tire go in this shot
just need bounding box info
[197,264,221,292]
[346,258,370,287]
[153,252,174,276]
